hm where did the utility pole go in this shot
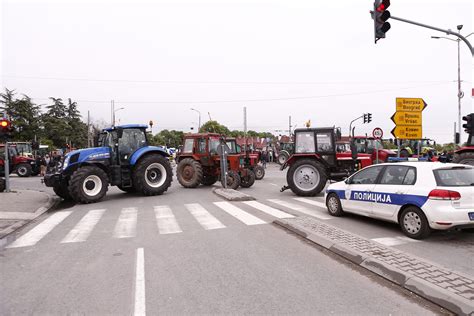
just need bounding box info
[110,100,114,127]
[243,107,248,152]
[289,116,292,138]
[87,110,91,147]
[457,25,463,143]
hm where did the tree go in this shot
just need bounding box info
[65,98,87,148]
[199,120,230,135]
[151,130,184,148]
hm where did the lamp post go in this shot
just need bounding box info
[190,108,201,131]
[431,27,473,144]
[113,107,125,126]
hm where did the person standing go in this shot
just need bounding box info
[261,151,267,169]
[40,155,47,176]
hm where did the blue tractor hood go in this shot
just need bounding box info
[64,147,111,167]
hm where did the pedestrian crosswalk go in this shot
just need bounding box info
[6,197,332,249]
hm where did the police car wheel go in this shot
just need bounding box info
[326,193,344,217]
[399,207,431,240]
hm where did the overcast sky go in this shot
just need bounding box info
[1,0,472,143]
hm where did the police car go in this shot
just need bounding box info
[325,162,474,239]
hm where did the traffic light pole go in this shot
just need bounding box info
[4,141,10,193]
[383,13,474,55]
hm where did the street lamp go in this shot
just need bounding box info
[113,107,125,126]
[431,26,473,144]
[190,108,201,131]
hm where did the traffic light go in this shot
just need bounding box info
[0,118,13,139]
[367,113,372,123]
[373,0,391,43]
[462,113,473,134]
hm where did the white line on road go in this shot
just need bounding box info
[113,208,138,238]
[134,248,146,316]
[293,197,327,209]
[214,202,266,225]
[267,199,331,220]
[185,203,226,230]
[154,206,182,234]
[61,209,106,243]
[242,201,294,219]
[7,211,72,248]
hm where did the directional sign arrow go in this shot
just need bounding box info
[396,98,427,112]
[391,111,422,126]
[391,125,422,139]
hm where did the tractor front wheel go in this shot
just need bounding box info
[253,165,265,180]
[222,170,240,190]
[287,159,327,196]
[240,169,256,188]
[134,155,173,195]
[177,158,203,188]
[69,166,109,204]
[53,183,72,200]
[16,163,32,177]
[452,152,474,166]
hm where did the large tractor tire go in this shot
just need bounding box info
[53,183,72,200]
[287,159,328,196]
[177,158,203,188]
[253,165,265,180]
[16,163,32,177]
[134,155,173,196]
[69,166,109,204]
[278,151,289,165]
[452,151,474,166]
[201,174,218,186]
[222,170,240,190]
[240,169,256,188]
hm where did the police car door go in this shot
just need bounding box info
[343,165,384,215]
[371,165,416,219]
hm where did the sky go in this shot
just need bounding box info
[1,0,473,143]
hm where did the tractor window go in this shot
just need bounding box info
[197,139,206,153]
[225,141,238,154]
[316,132,333,152]
[183,139,194,153]
[295,132,315,153]
[209,138,220,154]
[118,129,146,158]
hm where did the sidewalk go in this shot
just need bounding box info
[275,216,474,316]
[0,189,58,248]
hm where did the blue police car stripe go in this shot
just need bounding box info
[326,189,346,200]
[326,190,428,208]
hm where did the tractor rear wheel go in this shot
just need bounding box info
[287,159,327,196]
[452,152,474,166]
[201,174,218,186]
[240,169,256,188]
[278,152,289,165]
[16,163,32,177]
[69,166,109,204]
[253,165,265,180]
[53,183,72,200]
[222,170,240,190]
[134,155,173,195]
[177,158,203,188]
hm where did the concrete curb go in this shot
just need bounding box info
[0,190,60,249]
[274,218,474,316]
[213,188,256,201]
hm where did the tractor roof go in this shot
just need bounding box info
[294,127,335,132]
[103,124,149,132]
[184,133,221,138]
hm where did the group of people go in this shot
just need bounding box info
[259,150,274,168]
[36,152,62,176]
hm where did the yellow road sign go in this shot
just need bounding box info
[391,111,422,126]
[396,98,427,112]
[391,125,422,139]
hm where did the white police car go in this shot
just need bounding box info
[325,162,474,239]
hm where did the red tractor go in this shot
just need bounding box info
[281,127,372,196]
[224,137,265,180]
[351,136,397,163]
[0,144,39,177]
[176,133,256,189]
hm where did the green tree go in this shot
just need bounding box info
[151,130,184,148]
[199,120,230,135]
[65,98,87,148]
[42,98,69,148]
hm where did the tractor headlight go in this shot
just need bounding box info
[62,156,70,170]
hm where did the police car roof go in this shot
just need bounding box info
[380,161,472,170]
[103,124,148,132]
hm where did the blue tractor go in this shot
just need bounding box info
[44,124,173,203]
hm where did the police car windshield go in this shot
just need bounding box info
[433,167,474,187]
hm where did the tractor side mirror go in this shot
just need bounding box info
[350,141,358,161]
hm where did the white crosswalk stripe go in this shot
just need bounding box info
[61,209,106,243]
[155,205,182,234]
[214,201,266,225]
[267,199,332,220]
[293,197,327,209]
[242,201,294,219]
[7,211,72,248]
[185,203,226,230]
[113,207,138,238]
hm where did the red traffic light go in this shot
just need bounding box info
[376,0,390,12]
[0,120,9,128]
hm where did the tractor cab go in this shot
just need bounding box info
[98,125,149,165]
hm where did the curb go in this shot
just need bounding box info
[274,218,474,316]
[213,188,256,201]
[0,190,60,250]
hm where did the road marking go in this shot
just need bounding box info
[134,248,146,316]
[113,208,138,238]
[267,199,331,220]
[372,236,421,246]
[185,203,226,230]
[61,209,106,243]
[242,201,294,219]
[7,211,72,248]
[214,202,266,225]
[154,206,182,234]
[293,197,327,209]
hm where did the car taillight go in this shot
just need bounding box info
[428,189,461,200]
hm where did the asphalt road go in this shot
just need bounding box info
[1,164,464,314]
